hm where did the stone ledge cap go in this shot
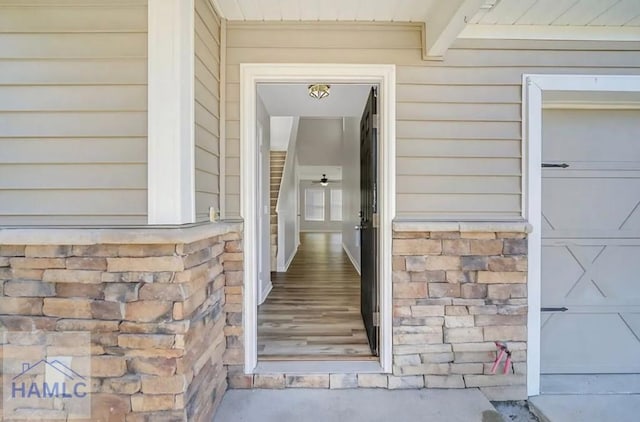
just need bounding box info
[393,220,532,233]
[0,221,243,245]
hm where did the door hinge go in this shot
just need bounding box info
[373,312,380,327]
[372,213,379,228]
[542,163,569,168]
[541,307,568,312]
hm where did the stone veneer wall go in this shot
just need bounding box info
[0,223,242,421]
[391,228,528,400]
[227,226,528,401]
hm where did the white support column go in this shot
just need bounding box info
[147,0,196,225]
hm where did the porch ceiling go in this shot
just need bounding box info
[469,0,640,26]
[212,0,640,26]
[212,0,438,22]
[211,0,640,56]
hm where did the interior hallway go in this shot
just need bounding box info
[257,232,372,360]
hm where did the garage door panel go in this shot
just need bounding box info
[542,178,640,231]
[541,313,640,374]
[621,313,640,340]
[620,203,640,230]
[542,216,554,232]
[542,109,640,162]
[592,246,640,301]
[541,108,640,376]
[542,245,586,305]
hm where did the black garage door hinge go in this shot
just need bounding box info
[541,307,568,312]
[542,163,570,168]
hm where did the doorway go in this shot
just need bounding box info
[256,86,378,361]
[240,64,395,374]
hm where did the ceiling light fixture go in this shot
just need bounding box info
[308,84,330,100]
[312,174,331,186]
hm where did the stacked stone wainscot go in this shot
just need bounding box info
[392,222,528,400]
[1,220,528,420]
[0,223,242,422]
[226,222,529,400]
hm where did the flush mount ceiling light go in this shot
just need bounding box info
[308,84,330,100]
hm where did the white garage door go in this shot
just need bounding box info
[541,109,640,374]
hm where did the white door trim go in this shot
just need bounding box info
[523,74,640,396]
[241,63,396,374]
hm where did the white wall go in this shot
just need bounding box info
[299,180,343,232]
[276,118,300,271]
[257,97,272,303]
[270,116,294,151]
[294,118,344,166]
[341,117,361,273]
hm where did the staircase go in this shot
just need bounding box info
[269,151,286,270]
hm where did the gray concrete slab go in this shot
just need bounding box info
[530,395,640,422]
[214,389,501,422]
[541,374,640,394]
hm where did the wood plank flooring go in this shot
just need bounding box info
[257,232,373,360]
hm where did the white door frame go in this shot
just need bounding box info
[523,74,640,396]
[241,63,396,374]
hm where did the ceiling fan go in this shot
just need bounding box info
[311,174,338,187]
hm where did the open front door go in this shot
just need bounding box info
[360,87,378,355]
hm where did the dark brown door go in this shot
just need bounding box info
[360,87,378,355]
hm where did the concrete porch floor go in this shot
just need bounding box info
[530,395,640,422]
[529,375,640,422]
[213,389,504,422]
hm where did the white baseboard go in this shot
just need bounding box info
[285,244,298,270]
[342,243,361,275]
[259,280,272,305]
[277,243,298,272]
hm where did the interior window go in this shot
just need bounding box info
[304,189,325,221]
[330,189,342,221]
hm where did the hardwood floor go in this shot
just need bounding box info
[257,232,373,360]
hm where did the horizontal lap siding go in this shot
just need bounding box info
[194,0,221,222]
[223,23,640,220]
[0,0,148,225]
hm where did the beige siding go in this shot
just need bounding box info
[194,0,221,222]
[224,22,640,220]
[0,0,148,225]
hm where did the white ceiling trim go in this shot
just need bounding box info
[460,24,640,41]
[423,0,485,58]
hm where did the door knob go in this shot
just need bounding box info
[355,224,367,230]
